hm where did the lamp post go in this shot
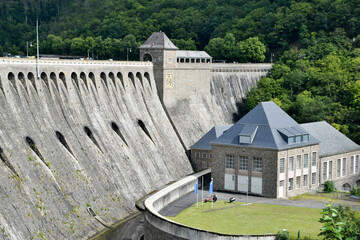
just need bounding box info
[127,48,132,61]
[26,41,32,57]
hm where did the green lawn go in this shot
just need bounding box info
[166,201,322,239]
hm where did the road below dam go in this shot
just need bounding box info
[0,59,270,239]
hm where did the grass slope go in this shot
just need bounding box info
[167,201,322,239]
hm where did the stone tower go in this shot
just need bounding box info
[139,32,178,102]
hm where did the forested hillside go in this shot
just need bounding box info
[0,0,360,143]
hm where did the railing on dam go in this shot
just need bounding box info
[0,57,153,67]
[143,169,277,240]
[211,63,273,73]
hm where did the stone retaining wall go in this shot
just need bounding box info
[144,169,277,240]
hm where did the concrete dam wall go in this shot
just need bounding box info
[0,59,192,239]
[167,64,272,148]
[0,58,270,239]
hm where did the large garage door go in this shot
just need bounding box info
[224,174,235,190]
[237,175,248,192]
[251,177,262,194]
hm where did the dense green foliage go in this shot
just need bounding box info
[319,203,360,239]
[1,0,360,60]
[350,187,360,197]
[323,181,335,193]
[242,30,360,143]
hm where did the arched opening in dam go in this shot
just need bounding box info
[111,122,128,146]
[137,119,154,143]
[55,131,74,156]
[143,53,152,62]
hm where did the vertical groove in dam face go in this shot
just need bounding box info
[83,126,104,153]
[25,136,49,168]
[55,131,74,156]
[0,147,19,176]
[111,122,128,146]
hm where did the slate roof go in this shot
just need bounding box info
[301,121,360,157]
[177,50,212,59]
[191,125,232,150]
[139,32,178,50]
[211,101,320,150]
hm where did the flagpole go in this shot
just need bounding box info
[209,178,213,209]
[246,177,248,206]
[201,176,203,206]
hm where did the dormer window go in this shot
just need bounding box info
[239,125,258,144]
[278,126,310,144]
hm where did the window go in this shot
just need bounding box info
[280,180,284,187]
[312,152,317,166]
[209,154,212,159]
[296,176,300,188]
[303,154,308,168]
[239,156,248,170]
[280,158,285,173]
[312,172,316,185]
[195,152,200,158]
[226,154,235,169]
[253,157,262,172]
[342,158,346,176]
[356,155,359,173]
[337,159,341,178]
[289,178,293,190]
[351,156,354,174]
[296,155,301,170]
[303,175,308,187]
[288,156,294,171]
[202,153,207,158]
[323,162,327,181]
[328,161,332,179]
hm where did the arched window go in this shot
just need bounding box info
[143,53,152,62]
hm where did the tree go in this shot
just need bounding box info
[238,37,266,62]
[319,203,360,239]
[171,38,196,50]
[70,37,86,56]
[204,37,225,60]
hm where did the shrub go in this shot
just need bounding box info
[350,186,360,196]
[323,180,335,193]
[276,230,289,240]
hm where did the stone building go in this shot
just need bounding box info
[191,101,360,198]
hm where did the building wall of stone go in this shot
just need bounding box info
[319,150,360,190]
[277,145,320,198]
[190,149,212,172]
[211,144,280,198]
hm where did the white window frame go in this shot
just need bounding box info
[303,174,308,187]
[311,172,316,185]
[342,158,346,176]
[296,155,301,170]
[226,154,235,169]
[337,158,341,178]
[279,158,285,173]
[253,157,262,173]
[296,176,300,189]
[288,156,294,171]
[351,156,354,174]
[303,154,308,168]
[239,156,248,170]
[195,152,200,158]
[312,152,317,166]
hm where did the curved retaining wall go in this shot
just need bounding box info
[144,169,276,240]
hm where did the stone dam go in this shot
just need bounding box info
[0,58,271,239]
